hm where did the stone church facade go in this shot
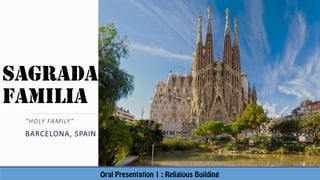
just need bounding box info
[149,8,257,137]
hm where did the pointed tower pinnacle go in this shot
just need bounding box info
[217,54,222,71]
[197,16,203,44]
[232,17,241,72]
[224,8,230,36]
[233,18,239,46]
[205,7,214,66]
[207,7,212,33]
[218,54,221,62]
[223,8,232,68]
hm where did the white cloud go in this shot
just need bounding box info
[242,0,270,62]
[277,86,309,99]
[278,48,320,100]
[263,102,277,118]
[279,11,306,77]
[263,102,290,118]
[127,0,202,49]
[127,0,224,55]
[279,106,290,116]
[261,10,306,98]
[131,42,193,61]
[261,10,320,118]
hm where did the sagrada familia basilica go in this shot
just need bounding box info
[149,8,257,137]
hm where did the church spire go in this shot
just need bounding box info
[194,16,204,71]
[224,8,230,36]
[252,85,257,104]
[196,16,203,45]
[233,18,238,46]
[223,8,232,68]
[205,7,213,66]
[207,7,212,34]
[232,17,241,72]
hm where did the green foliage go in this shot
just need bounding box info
[236,103,266,132]
[98,23,134,115]
[250,135,279,150]
[194,121,224,138]
[98,23,134,166]
[304,146,320,155]
[223,122,242,138]
[99,116,132,166]
[300,113,320,145]
[278,136,298,142]
[224,141,247,152]
[194,126,206,137]
[160,139,199,151]
[275,147,288,154]
[270,119,300,137]
[129,120,163,156]
[198,142,210,151]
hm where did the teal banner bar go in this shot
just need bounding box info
[1,167,320,180]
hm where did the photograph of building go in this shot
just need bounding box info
[113,107,136,124]
[101,0,320,167]
[149,8,257,137]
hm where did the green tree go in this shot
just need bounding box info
[236,103,267,133]
[98,23,134,115]
[99,23,134,166]
[224,122,242,138]
[99,116,132,166]
[129,120,163,156]
[194,121,224,141]
[194,126,206,138]
[270,119,300,137]
[300,113,320,145]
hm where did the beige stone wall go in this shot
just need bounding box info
[150,73,192,137]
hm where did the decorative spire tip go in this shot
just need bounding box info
[234,18,238,24]
[224,8,230,36]
[207,7,212,19]
[225,8,230,15]
[197,16,203,44]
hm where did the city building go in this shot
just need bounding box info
[291,99,320,118]
[149,8,257,138]
[113,107,135,124]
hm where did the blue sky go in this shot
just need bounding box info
[99,0,320,119]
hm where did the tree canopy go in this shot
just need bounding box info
[236,103,267,132]
[194,121,224,138]
[98,23,134,166]
[300,112,320,145]
[99,116,132,166]
[98,23,134,116]
[223,122,242,138]
[129,120,163,156]
[269,119,300,137]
